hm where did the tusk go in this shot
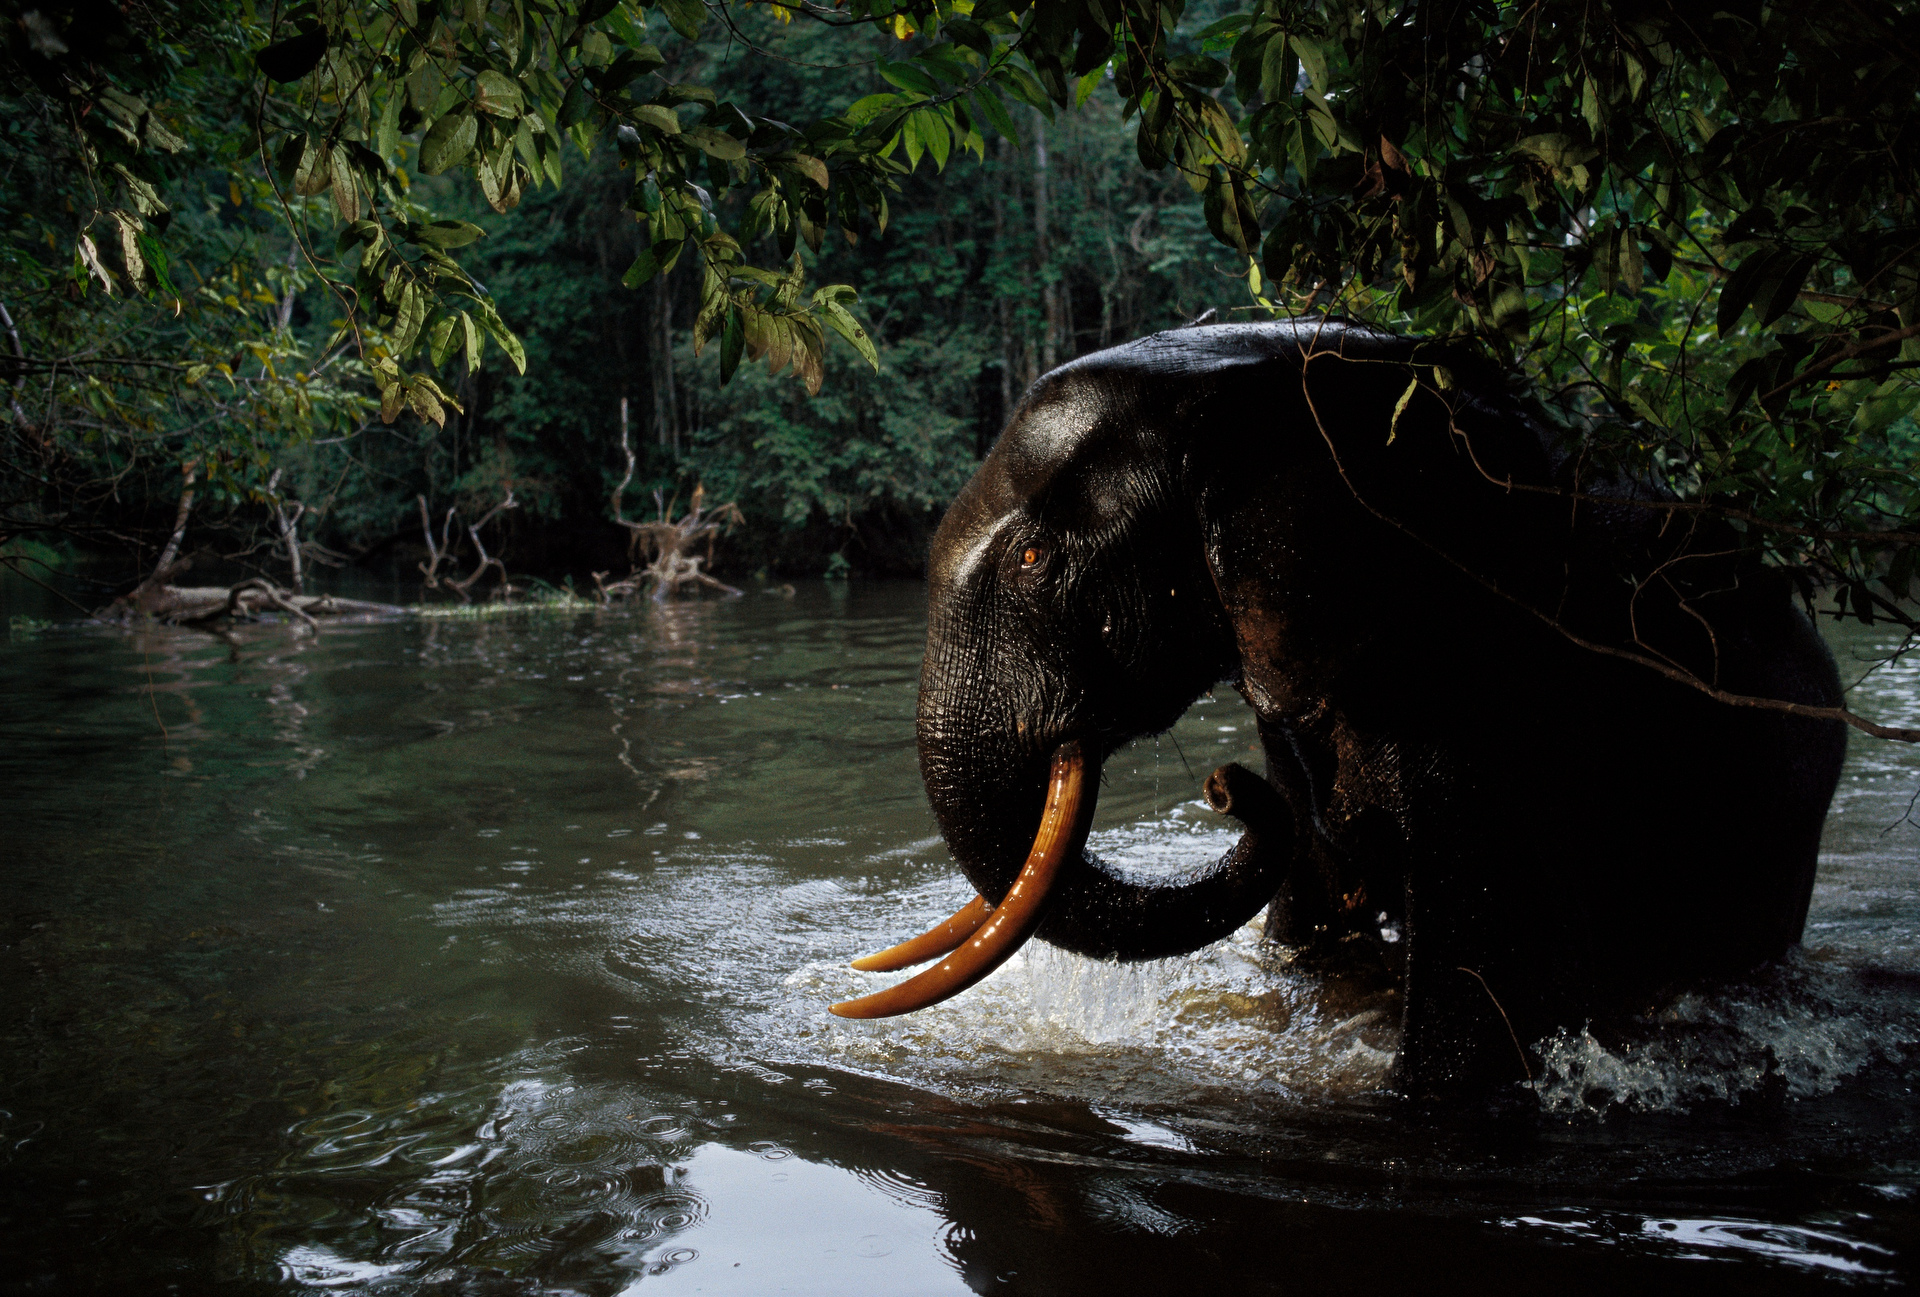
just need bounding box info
[850,895,992,972]
[830,741,1095,1019]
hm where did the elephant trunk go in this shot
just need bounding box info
[839,748,1295,1017]
[918,720,1296,964]
[1038,760,1296,961]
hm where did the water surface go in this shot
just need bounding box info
[3,582,1918,1293]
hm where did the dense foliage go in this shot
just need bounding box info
[1,0,1230,589]
[1,0,1915,656]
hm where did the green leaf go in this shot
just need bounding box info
[409,220,486,248]
[845,93,901,125]
[878,58,939,95]
[515,116,540,177]
[558,76,594,128]
[945,18,991,53]
[376,90,401,159]
[623,245,662,287]
[1195,13,1252,40]
[818,299,877,370]
[428,312,460,368]
[1167,55,1228,89]
[632,103,681,135]
[922,107,952,171]
[1716,247,1779,338]
[1387,373,1420,444]
[685,125,744,159]
[1757,253,1815,327]
[475,69,524,115]
[1260,33,1298,102]
[918,43,973,85]
[1512,133,1598,174]
[663,83,716,107]
[1850,377,1920,435]
[394,282,428,352]
[1074,66,1103,107]
[329,147,360,221]
[460,310,483,372]
[110,164,167,218]
[336,218,383,255]
[784,153,829,190]
[1291,36,1328,92]
[720,305,745,382]
[655,0,705,40]
[970,83,1019,141]
[420,110,478,175]
[605,8,652,52]
[407,377,448,427]
[473,301,526,373]
[999,65,1053,118]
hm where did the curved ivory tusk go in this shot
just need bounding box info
[830,742,1094,1019]
[850,895,992,972]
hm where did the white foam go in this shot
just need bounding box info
[1530,954,1920,1114]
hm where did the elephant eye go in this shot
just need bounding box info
[1020,546,1042,567]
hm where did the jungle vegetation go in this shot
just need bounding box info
[1,0,1916,647]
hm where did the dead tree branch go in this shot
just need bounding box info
[601,455,743,602]
[416,490,517,602]
[267,467,307,593]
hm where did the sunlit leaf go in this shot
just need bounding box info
[420,110,478,175]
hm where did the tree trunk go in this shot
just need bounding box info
[654,276,678,452]
[993,138,1013,455]
[1032,108,1059,373]
[152,462,198,580]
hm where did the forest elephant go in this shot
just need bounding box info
[830,319,1846,1097]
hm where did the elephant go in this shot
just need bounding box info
[832,319,1847,1097]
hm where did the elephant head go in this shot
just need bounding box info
[830,323,1394,1018]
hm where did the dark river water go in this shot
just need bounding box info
[4,580,1919,1294]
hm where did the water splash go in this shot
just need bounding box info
[1530,954,1920,1114]
[770,809,1401,1113]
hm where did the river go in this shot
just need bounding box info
[3,580,1918,1293]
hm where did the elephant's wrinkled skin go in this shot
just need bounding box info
[916,320,1845,1096]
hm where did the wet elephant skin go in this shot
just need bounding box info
[914,319,1847,1096]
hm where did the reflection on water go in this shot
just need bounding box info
[2,583,1918,1293]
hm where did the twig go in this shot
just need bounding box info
[1757,321,1920,405]
[1457,966,1533,1081]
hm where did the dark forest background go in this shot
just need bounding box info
[3,7,1238,598]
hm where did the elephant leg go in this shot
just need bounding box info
[1394,867,1548,1099]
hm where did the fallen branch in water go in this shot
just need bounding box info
[102,578,402,626]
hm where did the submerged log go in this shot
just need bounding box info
[104,578,404,627]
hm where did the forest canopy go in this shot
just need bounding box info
[1,0,1916,637]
